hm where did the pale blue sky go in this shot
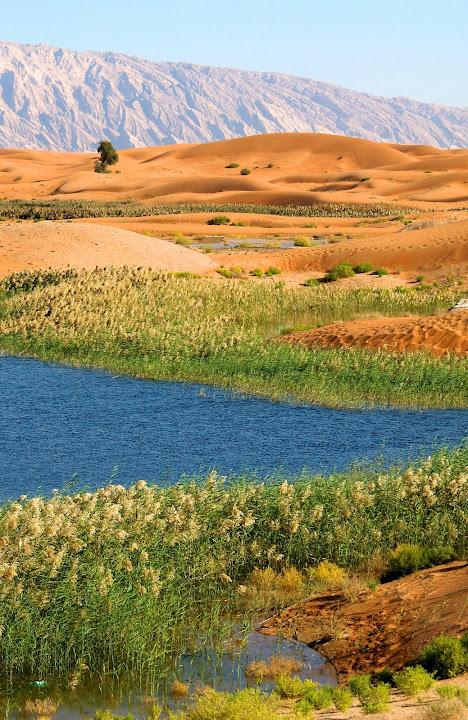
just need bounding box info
[2,0,467,107]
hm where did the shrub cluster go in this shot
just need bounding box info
[324,261,355,282]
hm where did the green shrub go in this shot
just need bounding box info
[375,668,394,685]
[207,215,231,225]
[382,544,457,582]
[267,163,274,168]
[332,687,353,712]
[240,168,251,175]
[274,675,317,698]
[303,278,320,287]
[293,237,313,247]
[231,221,245,226]
[217,267,232,278]
[175,237,194,245]
[393,666,435,697]
[373,268,389,277]
[359,683,390,714]
[266,266,281,276]
[417,636,468,679]
[252,268,264,277]
[437,685,468,703]
[349,674,373,699]
[353,263,373,274]
[417,275,425,283]
[361,177,370,182]
[226,163,240,168]
[172,272,201,279]
[324,261,355,282]
[302,686,334,710]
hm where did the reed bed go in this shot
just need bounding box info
[0,267,466,408]
[0,199,419,220]
[0,445,466,683]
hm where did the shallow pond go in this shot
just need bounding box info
[1,355,467,500]
[1,632,336,718]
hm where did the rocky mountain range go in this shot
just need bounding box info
[0,41,467,152]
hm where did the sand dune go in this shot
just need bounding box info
[281,311,468,357]
[0,132,466,206]
[216,218,468,276]
[0,222,216,276]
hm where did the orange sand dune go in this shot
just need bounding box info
[281,311,468,357]
[216,218,468,277]
[0,222,216,277]
[0,132,466,207]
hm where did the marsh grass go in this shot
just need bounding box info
[0,267,466,408]
[0,199,419,220]
[0,444,467,684]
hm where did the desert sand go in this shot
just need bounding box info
[280,310,468,357]
[0,221,216,276]
[1,132,467,357]
[0,133,467,206]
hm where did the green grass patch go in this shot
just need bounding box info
[0,267,466,409]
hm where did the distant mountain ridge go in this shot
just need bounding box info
[0,41,467,152]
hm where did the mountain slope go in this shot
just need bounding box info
[0,41,467,152]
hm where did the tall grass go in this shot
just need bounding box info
[0,267,466,408]
[0,445,466,683]
[0,199,420,220]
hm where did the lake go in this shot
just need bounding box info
[1,354,466,500]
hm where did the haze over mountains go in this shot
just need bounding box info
[0,41,467,152]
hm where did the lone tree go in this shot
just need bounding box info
[95,140,119,172]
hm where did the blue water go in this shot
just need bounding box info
[0,354,467,500]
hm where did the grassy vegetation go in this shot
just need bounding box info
[0,444,466,684]
[0,198,420,220]
[0,267,466,408]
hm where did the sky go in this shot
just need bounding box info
[2,0,467,107]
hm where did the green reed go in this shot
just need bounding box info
[0,267,466,408]
[0,199,420,220]
[0,444,466,683]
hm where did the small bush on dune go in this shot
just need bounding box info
[437,685,468,703]
[393,665,435,697]
[293,237,314,247]
[226,163,240,168]
[175,237,194,245]
[240,168,251,175]
[274,675,317,698]
[251,268,264,277]
[217,267,232,278]
[301,685,334,710]
[169,687,283,720]
[332,687,354,712]
[266,266,281,276]
[303,278,320,287]
[348,674,373,700]
[417,636,468,679]
[208,215,231,225]
[324,262,355,282]
[353,262,373,274]
[373,268,389,277]
[423,698,468,720]
[359,683,391,714]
